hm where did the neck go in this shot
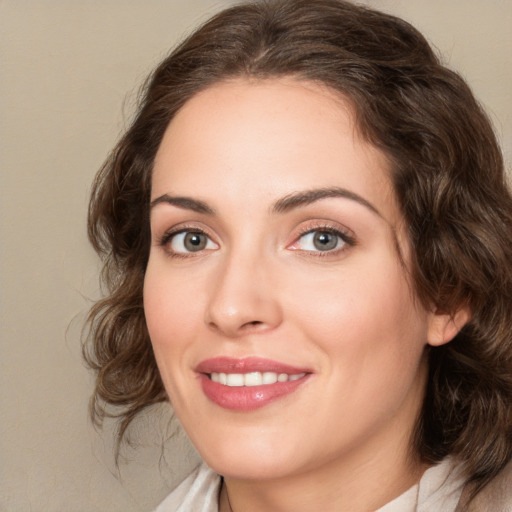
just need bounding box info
[222,446,427,512]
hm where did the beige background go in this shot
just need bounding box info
[1,1,511,511]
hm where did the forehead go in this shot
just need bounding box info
[152,78,398,223]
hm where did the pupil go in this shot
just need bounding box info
[185,233,206,251]
[313,232,337,251]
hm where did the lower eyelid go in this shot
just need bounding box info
[157,224,354,256]
[157,228,217,253]
[290,226,355,249]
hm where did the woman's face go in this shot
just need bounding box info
[144,78,438,481]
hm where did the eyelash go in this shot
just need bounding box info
[157,223,356,258]
[293,223,356,257]
[158,225,215,259]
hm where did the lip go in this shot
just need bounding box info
[196,357,312,411]
[196,356,311,374]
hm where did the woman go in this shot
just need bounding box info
[85,0,512,510]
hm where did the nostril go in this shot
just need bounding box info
[240,320,265,331]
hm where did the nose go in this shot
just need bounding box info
[204,251,283,338]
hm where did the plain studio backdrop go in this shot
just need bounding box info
[1,1,511,511]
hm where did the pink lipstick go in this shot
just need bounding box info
[196,357,311,411]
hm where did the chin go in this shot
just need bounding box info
[206,454,294,481]
[195,432,302,480]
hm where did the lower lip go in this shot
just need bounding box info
[199,374,310,411]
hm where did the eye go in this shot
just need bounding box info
[165,230,218,254]
[291,228,353,253]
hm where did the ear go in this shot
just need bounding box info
[426,307,471,347]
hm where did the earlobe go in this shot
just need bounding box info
[426,307,471,347]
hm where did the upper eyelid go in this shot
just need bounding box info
[154,219,356,247]
[290,220,358,251]
[295,229,353,246]
[297,224,349,236]
[157,223,216,245]
[294,220,355,239]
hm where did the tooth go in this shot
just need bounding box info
[226,373,245,387]
[211,371,305,386]
[244,372,263,386]
[262,372,278,384]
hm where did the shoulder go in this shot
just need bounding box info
[457,459,512,512]
[154,463,222,512]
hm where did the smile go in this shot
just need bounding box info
[209,371,307,386]
[196,357,312,410]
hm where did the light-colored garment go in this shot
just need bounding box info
[155,463,221,512]
[154,458,466,512]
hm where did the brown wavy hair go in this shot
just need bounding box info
[85,0,512,494]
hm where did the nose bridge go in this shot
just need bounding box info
[205,239,281,337]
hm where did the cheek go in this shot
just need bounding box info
[143,266,203,366]
[284,255,427,369]
[143,265,212,414]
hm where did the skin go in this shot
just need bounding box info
[144,78,464,511]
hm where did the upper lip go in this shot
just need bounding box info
[195,357,311,375]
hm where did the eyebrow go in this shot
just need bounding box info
[271,187,381,216]
[150,186,381,217]
[150,194,215,214]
